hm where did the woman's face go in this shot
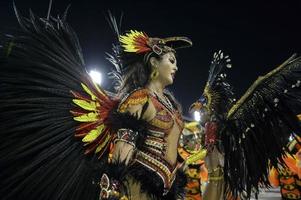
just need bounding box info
[155,52,178,86]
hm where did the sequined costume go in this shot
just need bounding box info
[104,88,187,199]
[123,89,185,190]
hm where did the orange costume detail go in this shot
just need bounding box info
[178,147,208,200]
[269,166,301,200]
[269,137,301,200]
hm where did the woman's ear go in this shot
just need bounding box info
[149,57,158,68]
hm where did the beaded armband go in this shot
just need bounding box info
[208,165,224,181]
[114,129,139,147]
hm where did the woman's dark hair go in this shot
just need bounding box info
[117,52,162,95]
[108,49,182,113]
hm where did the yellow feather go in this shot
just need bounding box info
[92,81,106,97]
[74,112,98,122]
[119,30,146,53]
[82,124,105,142]
[95,134,111,153]
[184,122,199,129]
[81,83,97,100]
[186,148,207,165]
[73,99,97,111]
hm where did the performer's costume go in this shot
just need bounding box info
[178,122,208,200]
[269,164,301,200]
[103,89,187,199]
[269,136,301,200]
[190,51,301,198]
[0,6,192,200]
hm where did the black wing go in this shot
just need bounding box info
[222,54,301,197]
[190,50,235,119]
[0,6,106,200]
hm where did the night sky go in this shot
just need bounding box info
[1,0,301,117]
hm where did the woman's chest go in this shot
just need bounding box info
[147,96,184,135]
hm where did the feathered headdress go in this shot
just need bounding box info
[119,30,151,53]
[106,14,193,91]
[119,30,192,56]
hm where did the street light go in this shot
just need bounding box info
[89,70,102,85]
[194,111,201,122]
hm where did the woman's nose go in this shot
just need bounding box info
[174,65,178,71]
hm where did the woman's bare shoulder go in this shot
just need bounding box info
[117,88,156,120]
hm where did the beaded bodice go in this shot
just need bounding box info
[117,88,184,193]
[135,92,184,192]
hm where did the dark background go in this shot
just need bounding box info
[1,0,300,117]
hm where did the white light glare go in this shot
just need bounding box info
[289,135,294,142]
[194,111,201,122]
[89,70,102,85]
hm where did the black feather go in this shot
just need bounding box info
[205,50,235,117]
[222,55,301,197]
[0,7,104,200]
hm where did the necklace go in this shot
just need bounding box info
[152,91,175,113]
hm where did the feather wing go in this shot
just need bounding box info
[190,50,235,118]
[0,6,117,200]
[222,54,301,197]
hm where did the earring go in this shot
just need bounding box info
[150,67,159,80]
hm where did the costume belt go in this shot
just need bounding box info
[134,150,182,195]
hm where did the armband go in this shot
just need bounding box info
[114,128,139,147]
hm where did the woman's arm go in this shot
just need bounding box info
[112,101,156,164]
[112,104,144,164]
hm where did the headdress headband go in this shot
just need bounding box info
[119,30,192,56]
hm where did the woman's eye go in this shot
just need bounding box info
[169,58,175,64]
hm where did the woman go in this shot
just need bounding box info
[99,30,192,199]
[0,7,192,200]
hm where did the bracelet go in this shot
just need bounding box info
[208,166,224,182]
[208,175,224,181]
[114,129,138,147]
[207,165,223,175]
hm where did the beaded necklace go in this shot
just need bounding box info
[152,92,175,114]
